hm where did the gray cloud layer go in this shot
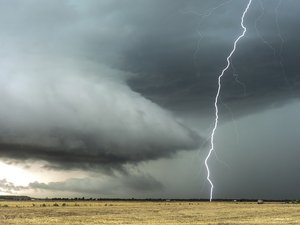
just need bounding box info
[0,172,163,197]
[0,0,299,195]
[0,179,25,194]
[29,173,163,196]
[0,0,205,171]
[0,56,200,170]
[114,0,300,117]
[2,0,298,115]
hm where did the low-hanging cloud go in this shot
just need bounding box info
[0,53,200,170]
[28,173,163,196]
[0,172,163,196]
[0,0,208,171]
[0,179,25,194]
[0,0,299,175]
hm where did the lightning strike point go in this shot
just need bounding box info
[205,0,253,202]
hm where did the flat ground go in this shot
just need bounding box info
[0,201,299,224]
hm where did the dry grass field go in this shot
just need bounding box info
[0,201,299,224]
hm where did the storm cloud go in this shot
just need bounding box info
[28,173,163,196]
[0,0,207,171]
[0,172,163,196]
[0,0,299,199]
[0,55,200,170]
[123,0,300,117]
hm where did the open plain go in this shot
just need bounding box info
[0,201,300,224]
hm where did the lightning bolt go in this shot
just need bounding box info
[205,0,253,202]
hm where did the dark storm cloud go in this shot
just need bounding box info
[121,0,300,116]
[0,0,299,172]
[0,0,203,171]
[0,58,200,170]
[0,131,197,172]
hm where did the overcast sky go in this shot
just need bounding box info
[0,0,299,200]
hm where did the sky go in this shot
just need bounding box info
[0,0,299,200]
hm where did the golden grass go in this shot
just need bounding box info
[0,201,299,224]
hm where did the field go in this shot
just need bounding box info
[0,201,299,224]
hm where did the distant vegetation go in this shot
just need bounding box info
[1,195,300,203]
[0,195,31,201]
